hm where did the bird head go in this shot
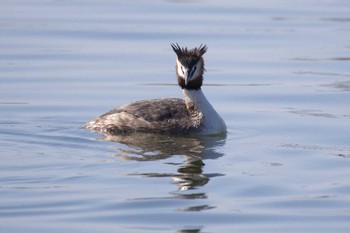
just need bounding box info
[171,43,207,90]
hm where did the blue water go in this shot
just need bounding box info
[1,0,350,232]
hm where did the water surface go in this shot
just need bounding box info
[1,0,350,232]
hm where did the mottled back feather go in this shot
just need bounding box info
[101,98,187,121]
[88,98,202,134]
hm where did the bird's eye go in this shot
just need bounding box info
[192,66,197,73]
[189,66,197,78]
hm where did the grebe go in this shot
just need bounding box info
[85,43,226,135]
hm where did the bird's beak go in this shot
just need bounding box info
[184,69,190,85]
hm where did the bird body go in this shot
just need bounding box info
[85,43,226,135]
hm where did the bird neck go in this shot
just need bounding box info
[182,89,219,118]
[182,88,226,134]
[182,88,210,112]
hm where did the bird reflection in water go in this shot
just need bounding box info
[101,133,226,191]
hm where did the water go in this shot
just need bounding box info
[1,0,350,232]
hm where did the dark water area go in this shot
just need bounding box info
[1,0,350,232]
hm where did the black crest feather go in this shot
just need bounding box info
[171,43,207,69]
[171,43,207,58]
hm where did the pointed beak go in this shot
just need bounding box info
[184,69,190,85]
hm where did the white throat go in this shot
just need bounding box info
[182,89,227,135]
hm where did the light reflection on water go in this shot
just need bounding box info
[1,0,350,232]
[101,133,226,191]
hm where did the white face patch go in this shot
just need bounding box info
[176,59,202,85]
[176,59,186,79]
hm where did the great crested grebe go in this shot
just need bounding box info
[85,43,226,135]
